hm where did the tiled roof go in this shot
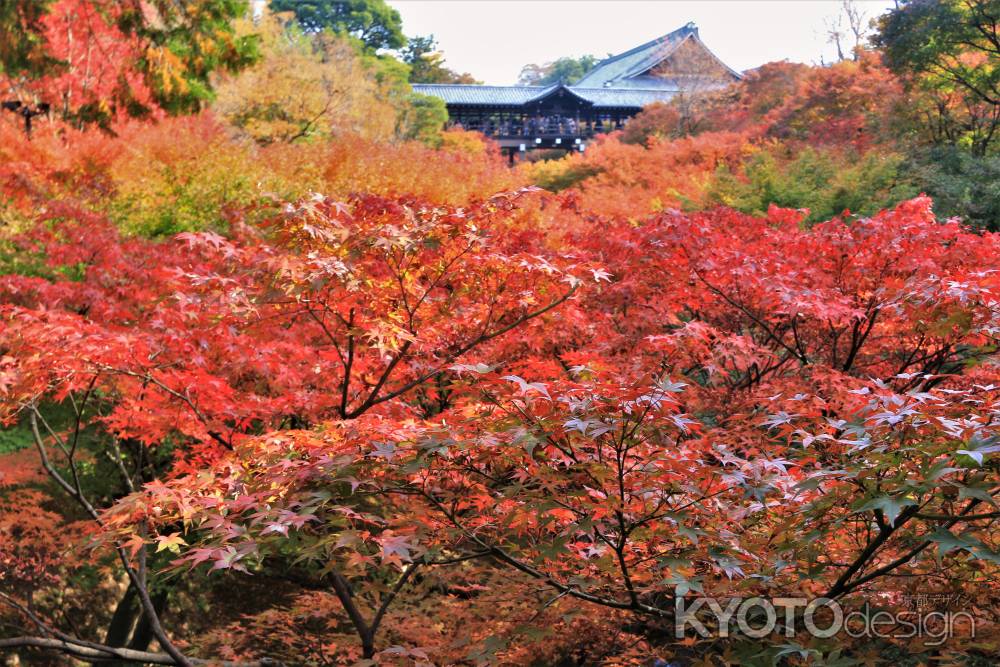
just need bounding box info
[599,76,680,91]
[411,23,739,112]
[574,24,696,88]
[412,83,678,109]
[573,87,677,108]
[410,84,555,106]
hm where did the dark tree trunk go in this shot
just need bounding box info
[104,585,139,648]
[103,587,169,665]
[127,590,169,653]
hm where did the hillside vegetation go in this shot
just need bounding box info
[1,1,998,665]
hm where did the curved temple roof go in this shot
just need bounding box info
[574,24,696,89]
[414,23,740,112]
[411,83,680,109]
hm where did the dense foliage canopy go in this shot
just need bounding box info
[876,0,1000,156]
[1,3,999,666]
[517,55,601,87]
[270,0,406,52]
[0,0,259,124]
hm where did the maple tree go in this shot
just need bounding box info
[0,187,589,662]
[2,182,998,664]
[0,0,258,127]
[876,0,1000,156]
[2,6,1000,664]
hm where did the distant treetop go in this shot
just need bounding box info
[270,0,405,51]
[875,0,1000,156]
[402,35,479,84]
[517,55,600,87]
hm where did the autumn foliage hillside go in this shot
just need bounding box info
[526,52,997,230]
[1,2,1000,666]
[0,116,521,236]
[2,170,999,664]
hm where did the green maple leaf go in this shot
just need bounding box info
[855,495,917,525]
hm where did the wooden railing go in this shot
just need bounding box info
[448,117,623,139]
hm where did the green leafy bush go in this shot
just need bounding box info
[903,146,1000,231]
[707,145,919,223]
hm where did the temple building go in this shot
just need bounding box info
[413,23,741,161]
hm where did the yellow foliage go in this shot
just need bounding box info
[261,133,521,205]
[438,129,496,157]
[212,14,398,144]
[106,115,293,236]
[146,45,189,96]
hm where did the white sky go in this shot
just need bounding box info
[387,1,897,85]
